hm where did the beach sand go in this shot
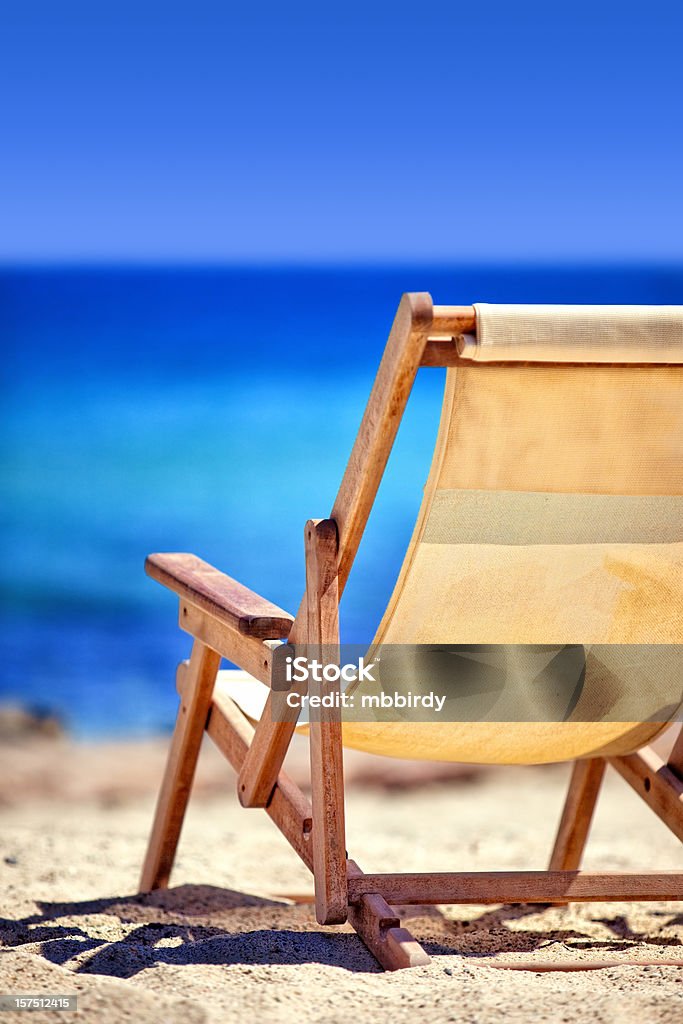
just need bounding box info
[2,731,683,1023]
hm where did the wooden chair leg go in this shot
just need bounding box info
[309,713,347,924]
[347,862,430,970]
[306,519,348,925]
[139,639,221,892]
[549,758,606,871]
[348,895,431,971]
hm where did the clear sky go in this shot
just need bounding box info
[2,1,682,263]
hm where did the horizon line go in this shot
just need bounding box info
[1,257,683,272]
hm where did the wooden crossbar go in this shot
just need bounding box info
[347,871,683,906]
[430,305,476,336]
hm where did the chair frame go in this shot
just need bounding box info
[140,294,683,970]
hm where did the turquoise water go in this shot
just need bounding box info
[2,264,682,736]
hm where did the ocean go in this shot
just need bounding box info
[2,263,682,737]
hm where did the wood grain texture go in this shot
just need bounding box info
[305,519,348,925]
[430,305,476,336]
[347,870,683,905]
[179,602,276,686]
[331,292,433,591]
[237,293,433,808]
[549,759,606,871]
[346,861,430,970]
[609,746,683,843]
[146,553,294,639]
[139,639,221,892]
[422,305,477,367]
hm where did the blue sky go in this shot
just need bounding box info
[2,1,682,262]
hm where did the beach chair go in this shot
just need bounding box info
[139,295,683,970]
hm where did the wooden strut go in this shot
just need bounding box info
[549,758,606,872]
[236,292,434,808]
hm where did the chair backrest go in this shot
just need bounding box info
[342,303,683,765]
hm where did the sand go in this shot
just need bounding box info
[2,733,683,1023]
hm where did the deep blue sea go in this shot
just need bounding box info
[2,264,682,737]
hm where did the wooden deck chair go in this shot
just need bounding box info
[139,295,683,971]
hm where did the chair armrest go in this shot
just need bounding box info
[145,553,294,640]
